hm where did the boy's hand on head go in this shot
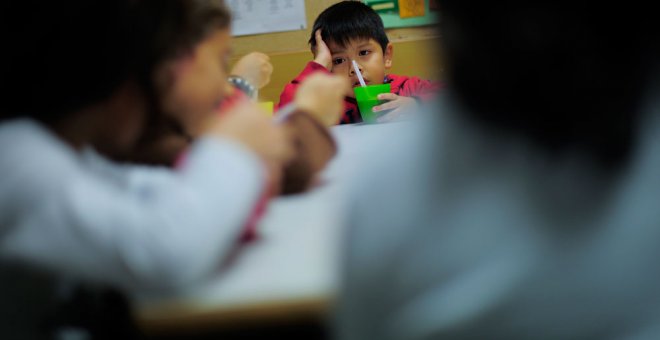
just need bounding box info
[373,93,418,123]
[204,101,294,166]
[312,29,333,70]
[294,73,349,126]
[230,52,273,89]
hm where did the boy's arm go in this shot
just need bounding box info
[373,77,443,122]
[1,136,266,293]
[277,30,334,110]
[400,77,443,102]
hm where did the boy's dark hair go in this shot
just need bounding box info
[309,1,389,54]
[0,0,230,124]
[438,2,660,169]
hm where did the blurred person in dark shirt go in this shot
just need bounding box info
[336,2,660,339]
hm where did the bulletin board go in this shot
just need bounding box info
[363,0,440,28]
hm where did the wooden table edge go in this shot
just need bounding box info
[136,296,334,334]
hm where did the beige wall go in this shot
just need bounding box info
[229,0,441,104]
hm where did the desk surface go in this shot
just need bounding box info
[135,122,405,334]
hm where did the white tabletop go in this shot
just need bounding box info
[135,122,407,331]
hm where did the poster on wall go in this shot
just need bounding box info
[363,0,439,29]
[227,0,307,36]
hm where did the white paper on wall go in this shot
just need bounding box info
[227,0,307,36]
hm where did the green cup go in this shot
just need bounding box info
[354,83,391,123]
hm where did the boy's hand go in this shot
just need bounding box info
[373,93,418,123]
[312,29,333,70]
[204,101,294,165]
[294,73,349,126]
[230,52,273,89]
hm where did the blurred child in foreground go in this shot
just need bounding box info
[0,0,345,338]
[336,2,660,339]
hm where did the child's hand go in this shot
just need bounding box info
[204,101,294,165]
[294,73,349,126]
[312,29,333,70]
[373,93,418,123]
[230,52,273,89]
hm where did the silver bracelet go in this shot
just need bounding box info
[227,75,257,100]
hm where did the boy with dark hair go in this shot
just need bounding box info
[277,1,440,124]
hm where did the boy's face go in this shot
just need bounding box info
[156,28,233,137]
[326,38,393,98]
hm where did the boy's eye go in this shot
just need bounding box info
[333,57,346,65]
[359,50,371,56]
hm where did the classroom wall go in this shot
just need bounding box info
[229,0,441,105]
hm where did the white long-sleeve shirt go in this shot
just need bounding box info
[0,118,265,293]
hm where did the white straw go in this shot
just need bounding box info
[352,60,367,87]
